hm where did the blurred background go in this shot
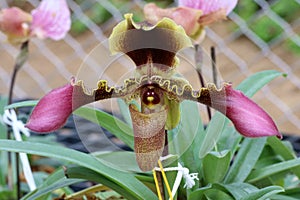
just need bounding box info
[0,0,299,135]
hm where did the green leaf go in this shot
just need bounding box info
[189,185,212,200]
[217,125,242,157]
[267,136,300,178]
[202,150,231,184]
[92,151,140,172]
[247,158,300,183]
[0,140,157,200]
[22,168,81,200]
[284,188,300,198]
[5,100,38,110]
[271,194,300,200]
[204,188,234,200]
[241,186,284,200]
[168,101,204,173]
[224,137,267,183]
[0,190,16,200]
[65,166,148,200]
[199,112,226,159]
[217,183,258,199]
[74,106,134,150]
[117,98,132,126]
[236,70,284,97]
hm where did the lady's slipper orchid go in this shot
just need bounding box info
[0,0,70,44]
[144,0,238,41]
[26,14,281,171]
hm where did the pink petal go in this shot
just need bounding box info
[144,3,202,37]
[30,0,71,40]
[212,84,282,139]
[0,7,32,44]
[26,82,73,133]
[26,78,116,133]
[178,0,238,15]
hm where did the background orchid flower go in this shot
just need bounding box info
[30,0,71,40]
[144,0,238,42]
[0,7,32,44]
[0,0,70,44]
[179,0,238,15]
[26,14,281,171]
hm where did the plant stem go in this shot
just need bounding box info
[7,40,29,199]
[211,46,218,87]
[8,41,29,105]
[163,130,168,157]
[194,44,212,121]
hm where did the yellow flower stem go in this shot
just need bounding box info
[153,169,163,200]
[158,160,173,200]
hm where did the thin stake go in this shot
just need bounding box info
[194,44,212,121]
[158,160,173,200]
[211,47,218,87]
[163,130,168,156]
[153,169,163,200]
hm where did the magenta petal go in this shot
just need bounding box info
[26,78,116,133]
[178,0,238,15]
[218,85,282,139]
[30,0,71,40]
[26,83,73,133]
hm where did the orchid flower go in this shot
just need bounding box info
[144,0,238,42]
[0,0,70,44]
[26,14,281,171]
[0,7,32,44]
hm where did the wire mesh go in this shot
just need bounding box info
[0,0,299,134]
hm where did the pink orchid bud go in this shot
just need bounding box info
[178,0,238,15]
[0,7,32,44]
[213,84,282,139]
[30,0,71,40]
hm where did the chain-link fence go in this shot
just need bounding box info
[0,0,299,135]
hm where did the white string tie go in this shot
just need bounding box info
[180,165,199,189]
[154,161,199,200]
[2,109,36,191]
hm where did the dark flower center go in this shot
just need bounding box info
[142,86,161,106]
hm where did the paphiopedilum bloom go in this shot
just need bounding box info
[144,0,238,42]
[0,0,70,44]
[26,14,281,171]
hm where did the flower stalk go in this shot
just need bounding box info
[6,41,29,199]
